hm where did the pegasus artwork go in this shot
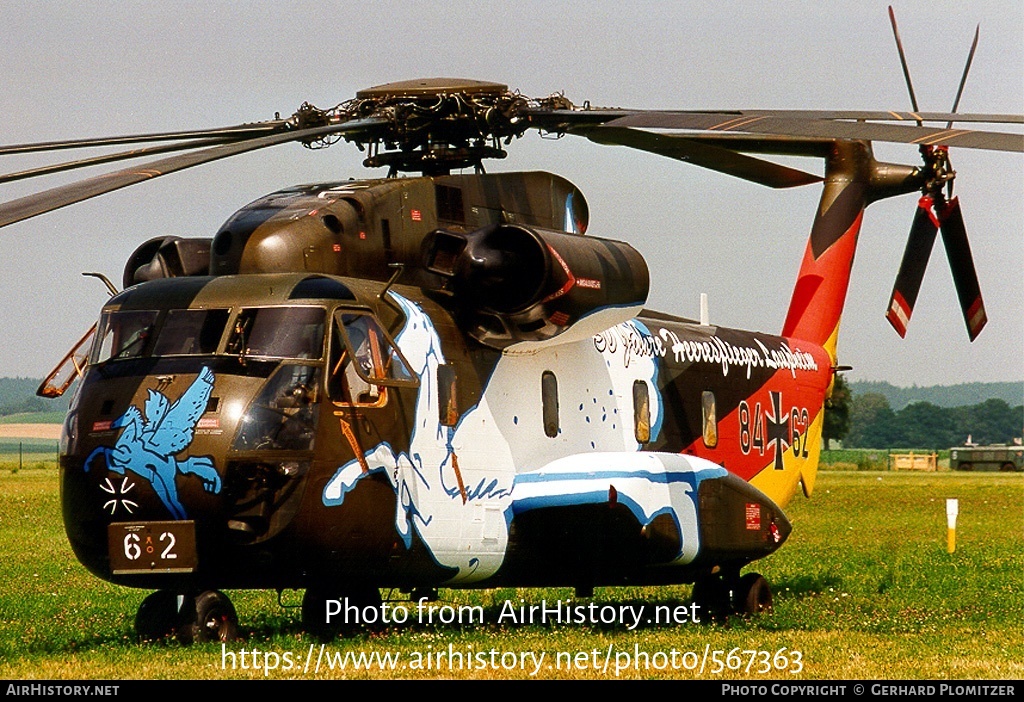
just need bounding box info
[85,367,221,519]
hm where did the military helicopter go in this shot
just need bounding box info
[1,11,1021,644]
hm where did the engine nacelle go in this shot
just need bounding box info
[423,223,649,348]
[123,236,211,289]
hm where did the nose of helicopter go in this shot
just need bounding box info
[59,363,319,584]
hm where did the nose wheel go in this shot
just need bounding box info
[691,571,773,620]
[135,590,182,642]
[134,589,239,644]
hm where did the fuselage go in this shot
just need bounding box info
[60,268,828,594]
[56,163,873,598]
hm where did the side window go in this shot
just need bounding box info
[328,310,417,406]
[702,390,718,448]
[541,371,559,438]
[633,380,651,444]
[438,364,459,427]
[329,317,379,406]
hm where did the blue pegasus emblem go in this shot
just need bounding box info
[86,367,221,519]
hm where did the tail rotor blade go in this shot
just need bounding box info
[886,196,939,337]
[888,5,922,124]
[938,197,987,340]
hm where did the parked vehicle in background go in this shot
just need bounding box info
[949,445,1024,472]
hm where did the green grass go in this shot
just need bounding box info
[0,439,59,470]
[820,448,952,471]
[0,466,1021,680]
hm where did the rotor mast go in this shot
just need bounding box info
[332,78,543,176]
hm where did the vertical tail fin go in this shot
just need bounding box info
[780,142,924,500]
[780,142,876,502]
[778,182,866,503]
[781,153,870,365]
[782,141,927,361]
[776,139,938,504]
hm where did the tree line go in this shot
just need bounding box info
[0,377,70,417]
[824,375,1024,450]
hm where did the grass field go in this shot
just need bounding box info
[820,448,951,471]
[0,412,67,425]
[0,466,1021,680]
[0,423,60,469]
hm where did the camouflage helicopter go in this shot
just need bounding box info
[1,14,1021,644]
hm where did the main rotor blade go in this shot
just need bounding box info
[947,24,980,128]
[724,110,1023,125]
[0,120,380,229]
[599,111,1024,153]
[579,126,823,188]
[886,196,940,337]
[888,5,922,124]
[0,136,239,185]
[938,197,987,340]
[0,122,286,157]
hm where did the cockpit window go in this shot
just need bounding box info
[328,310,417,404]
[91,310,159,364]
[337,312,415,386]
[226,307,326,360]
[90,305,328,365]
[152,309,230,356]
[232,364,321,452]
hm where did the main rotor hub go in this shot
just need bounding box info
[354,78,510,101]
[295,78,573,176]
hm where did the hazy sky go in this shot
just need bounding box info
[0,0,1021,387]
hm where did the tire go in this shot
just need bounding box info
[135,590,180,642]
[690,577,727,622]
[176,590,239,645]
[959,463,973,471]
[301,586,336,640]
[733,573,773,615]
[1000,463,1017,472]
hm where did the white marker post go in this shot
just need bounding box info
[946,499,959,554]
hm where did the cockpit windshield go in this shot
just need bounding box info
[226,307,326,360]
[90,305,326,364]
[91,310,159,364]
[152,309,231,356]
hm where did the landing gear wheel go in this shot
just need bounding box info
[692,571,774,620]
[301,586,336,640]
[302,584,382,639]
[135,590,180,642]
[733,572,773,615]
[690,577,729,622]
[175,590,239,645]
